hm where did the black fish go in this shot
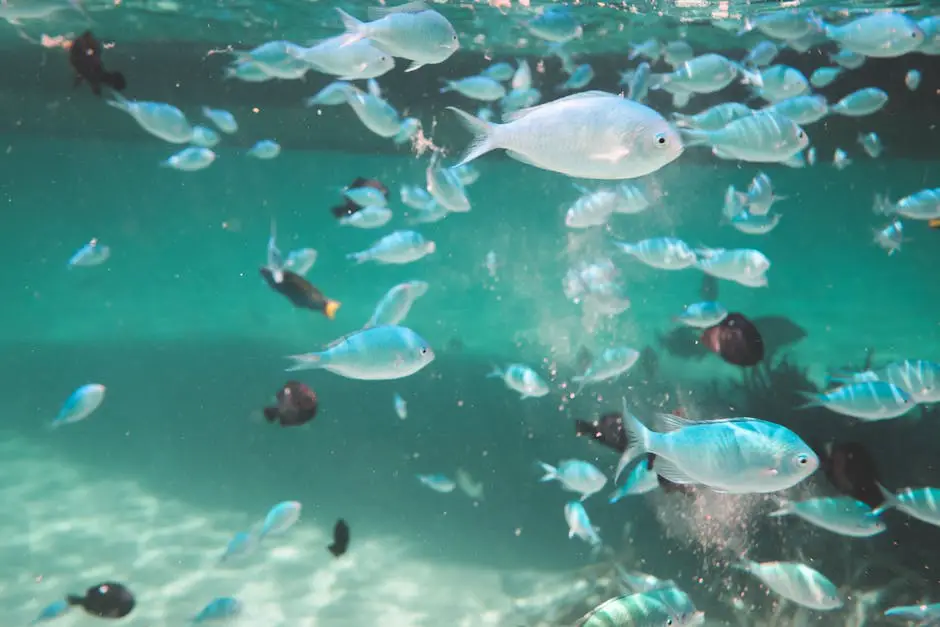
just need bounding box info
[701,312,765,367]
[69,31,126,96]
[818,441,884,509]
[331,177,389,219]
[263,381,318,427]
[328,519,350,557]
[260,267,340,319]
[67,582,135,619]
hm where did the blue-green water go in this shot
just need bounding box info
[2,2,940,626]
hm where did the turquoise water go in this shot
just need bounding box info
[3,2,940,626]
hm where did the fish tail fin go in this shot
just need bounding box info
[346,251,368,264]
[324,300,341,320]
[439,80,454,94]
[614,399,651,482]
[103,70,127,92]
[872,483,897,515]
[285,353,325,372]
[767,498,791,518]
[537,462,557,482]
[671,112,692,128]
[336,9,367,45]
[485,365,502,379]
[447,106,499,166]
[678,128,710,147]
[105,91,131,113]
[795,391,822,410]
[262,406,278,423]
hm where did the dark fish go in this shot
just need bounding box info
[260,267,340,319]
[263,381,318,427]
[701,312,765,367]
[327,519,350,557]
[575,412,627,453]
[818,441,884,509]
[330,177,389,219]
[69,31,126,96]
[67,582,135,619]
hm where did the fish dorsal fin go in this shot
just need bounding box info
[653,412,692,432]
[504,90,617,123]
[369,1,429,19]
[326,328,364,350]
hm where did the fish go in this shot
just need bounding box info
[487,363,549,399]
[906,69,922,91]
[768,495,885,537]
[576,591,700,627]
[614,402,819,493]
[347,230,435,265]
[69,31,126,96]
[332,176,389,219]
[162,146,216,172]
[202,107,238,134]
[695,248,770,287]
[338,205,392,228]
[426,152,470,213]
[67,582,135,619]
[260,267,340,319]
[672,102,753,130]
[830,88,889,117]
[817,441,884,509]
[327,519,350,557]
[538,460,607,500]
[192,597,241,623]
[393,393,408,419]
[701,312,765,367]
[417,473,456,493]
[68,238,110,268]
[563,501,601,548]
[247,139,281,159]
[263,381,318,427]
[52,383,106,429]
[258,501,302,539]
[608,460,659,502]
[571,347,640,392]
[336,2,459,72]
[344,185,387,207]
[875,188,940,221]
[441,75,506,101]
[524,6,582,43]
[219,531,258,562]
[292,36,394,80]
[883,602,940,624]
[875,484,940,527]
[456,467,484,500]
[858,132,883,158]
[106,93,193,144]
[931,218,940,229]
[733,560,842,610]
[365,280,429,328]
[575,411,627,453]
[809,66,842,88]
[798,381,916,421]
[191,125,220,148]
[822,12,925,58]
[448,91,683,180]
[287,325,435,380]
[675,301,729,328]
[615,237,697,270]
[681,111,809,163]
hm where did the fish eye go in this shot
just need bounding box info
[797,130,805,139]
[796,454,809,465]
[654,132,668,147]
[420,347,429,355]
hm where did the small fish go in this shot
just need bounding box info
[338,205,392,228]
[833,148,851,170]
[202,107,238,133]
[681,110,809,163]
[440,75,506,101]
[344,185,388,207]
[52,383,106,429]
[769,496,885,537]
[539,460,607,500]
[69,31,126,96]
[260,267,340,319]
[524,6,582,43]
[905,69,922,90]
[858,132,883,158]
[292,36,393,80]
[191,597,241,624]
[286,325,435,380]
[455,467,484,500]
[765,94,828,125]
[575,411,627,453]
[365,280,429,328]
[481,61,513,81]
[219,531,259,562]
[729,211,782,235]
[68,238,110,268]
[883,602,940,624]
[67,582,135,619]
[875,484,940,527]
[831,359,940,404]
[809,66,842,88]
[347,230,435,265]
[106,93,193,144]
[426,153,470,213]
[577,592,697,627]
[798,381,915,421]
[336,3,459,72]
[417,473,456,493]
[754,64,809,103]
[822,12,925,58]
[609,460,659,503]
[487,363,549,399]
[400,184,434,211]
[572,347,640,392]
[615,403,818,493]
[830,88,889,117]
[327,519,350,557]
[247,139,281,159]
[734,560,842,610]
[873,219,904,256]
[30,600,72,625]
[448,91,683,180]
[306,81,353,107]
[701,313,765,367]
[263,381,318,427]
[191,125,220,148]
[162,146,216,171]
[394,117,421,144]
[675,301,728,328]
[672,102,753,130]
[332,176,389,219]
[563,501,601,547]
[393,393,407,419]
[743,40,778,67]
[875,188,940,221]
[259,501,302,539]
[557,63,594,91]
[615,237,697,270]
[695,247,771,287]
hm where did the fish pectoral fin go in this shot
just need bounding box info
[652,459,696,485]
[405,61,426,73]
